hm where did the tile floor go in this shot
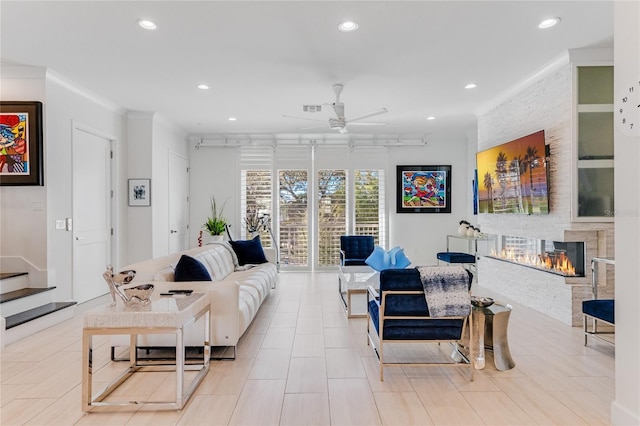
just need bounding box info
[0,272,615,425]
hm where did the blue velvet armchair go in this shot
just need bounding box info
[367,267,474,381]
[583,257,615,346]
[339,235,375,266]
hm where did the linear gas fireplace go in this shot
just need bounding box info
[487,235,585,277]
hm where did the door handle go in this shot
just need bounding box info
[75,236,85,241]
[170,229,178,234]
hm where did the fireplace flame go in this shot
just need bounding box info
[491,248,577,276]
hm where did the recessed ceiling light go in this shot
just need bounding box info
[427,116,436,120]
[137,19,157,30]
[538,17,561,29]
[338,20,359,32]
[465,83,477,89]
[228,117,237,121]
[197,84,210,90]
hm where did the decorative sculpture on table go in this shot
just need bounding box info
[103,265,154,306]
[245,211,280,271]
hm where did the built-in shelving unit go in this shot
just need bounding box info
[572,53,614,221]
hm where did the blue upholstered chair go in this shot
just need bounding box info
[339,235,375,266]
[367,267,474,381]
[583,257,615,346]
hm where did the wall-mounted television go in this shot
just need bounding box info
[476,130,549,214]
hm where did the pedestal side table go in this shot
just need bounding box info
[472,302,515,371]
[82,293,210,411]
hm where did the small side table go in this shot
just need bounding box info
[338,266,379,318]
[82,293,210,411]
[472,302,515,371]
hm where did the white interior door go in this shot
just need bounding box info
[169,152,189,253]
[72,128,111,303]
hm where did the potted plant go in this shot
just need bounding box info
[203,196,228,242]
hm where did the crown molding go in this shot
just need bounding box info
[45,68,124,114]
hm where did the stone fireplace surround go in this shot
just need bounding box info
[477,229,610,326]
[474,59,615,327]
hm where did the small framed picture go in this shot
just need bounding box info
[128,178,151,207]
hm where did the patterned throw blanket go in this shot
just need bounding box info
[417,265,471,317]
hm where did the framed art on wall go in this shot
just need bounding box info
[128,178,151,206]
[0,101,44,186]
[396,165,452,213]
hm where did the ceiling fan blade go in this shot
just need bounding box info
[345,108,388,123]
[282,114,326,123]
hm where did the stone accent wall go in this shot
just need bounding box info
[476,59,614,326]
[478,63,572,240]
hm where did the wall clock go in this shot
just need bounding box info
[616,79,640,137]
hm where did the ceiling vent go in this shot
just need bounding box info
[303,105,322,113]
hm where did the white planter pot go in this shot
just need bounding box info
[206,234,224,244]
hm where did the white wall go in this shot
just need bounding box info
[188,144,238,245]
[126,112,189,263]
[612,2,640,424]
[151,116,189,257]
[125,112,154,264]
[44,72,126,300]
[0,67,126,300]
[0,68,47,274]
[388,131,474,266]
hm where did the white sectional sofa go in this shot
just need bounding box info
[112,243,277,355]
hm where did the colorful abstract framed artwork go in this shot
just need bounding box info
[396,165,452,213]
[0,101,44,186]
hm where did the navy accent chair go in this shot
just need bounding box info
[436,252,476,265]
[339,235,375,266]
[367,268,474,381]
[583,257,615,346]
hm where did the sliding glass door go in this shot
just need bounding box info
[278,170,309,267]
[241,145,386,270]
[317,170,347,267]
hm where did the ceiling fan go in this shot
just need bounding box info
[283,84,388,133]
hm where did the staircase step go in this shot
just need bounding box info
[0,287,55,303]
[0,272,29,280]
[5,302,77,329]
[0,272,30,294]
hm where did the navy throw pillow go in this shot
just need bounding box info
[230,235,268,265]
[174,255,212,281]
